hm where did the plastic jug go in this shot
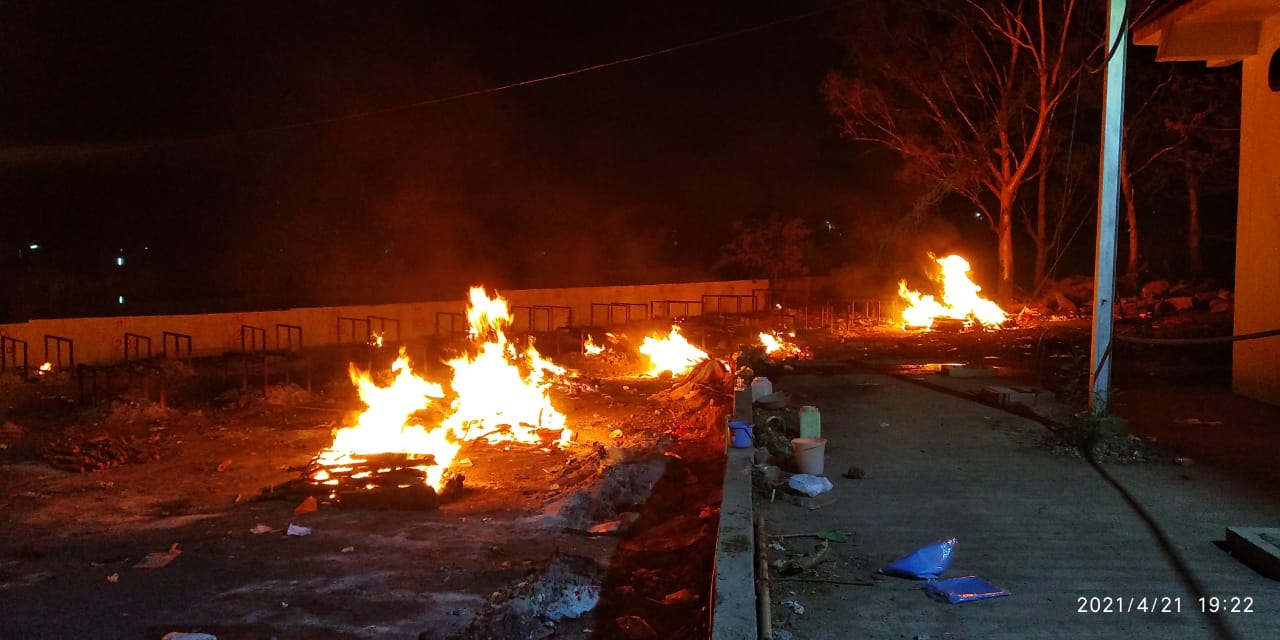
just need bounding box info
[799,405,821,438]
[750,377,773,402]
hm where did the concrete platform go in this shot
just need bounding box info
[1225,526,1280,581]
[753,372,1280,639]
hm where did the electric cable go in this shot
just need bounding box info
[1078,444,1239,640]
[1113,326,1280,345]
[1,2,857,162]
[883,355,1241,640]
[1086,0,1163,75]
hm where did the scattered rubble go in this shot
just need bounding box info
[542,445,669,531]
[41,430,162,472]
[451,553,605,639]
[1031,275,1233,322]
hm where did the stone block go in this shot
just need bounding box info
[940,364,998,378]
[981,385,1038,407]
[1225,527,1280,581]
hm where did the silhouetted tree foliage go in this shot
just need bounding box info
[716,214,812,291]
[1160,65,1240,275]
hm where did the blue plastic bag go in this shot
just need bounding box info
[879,537,957,579]
[923,576,1010,603]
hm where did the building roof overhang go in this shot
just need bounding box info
[1132,0,1280,66]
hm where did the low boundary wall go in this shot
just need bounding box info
[0,280,768,366]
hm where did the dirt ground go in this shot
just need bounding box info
[0,336,732,640]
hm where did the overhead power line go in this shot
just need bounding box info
[0,2,854,164]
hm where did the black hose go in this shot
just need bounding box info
[1113,327,1280,345]
[1079,442,1240,640]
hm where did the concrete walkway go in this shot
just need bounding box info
[756,372,1280,640]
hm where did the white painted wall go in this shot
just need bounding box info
[1233,14,1280,404]
[0,279,769,367]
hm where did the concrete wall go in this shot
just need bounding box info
[1234,14,1280,405]
[0,279,768,367]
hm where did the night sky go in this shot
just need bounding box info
[3,1,925,315]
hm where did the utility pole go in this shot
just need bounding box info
[1090,0,1128,416]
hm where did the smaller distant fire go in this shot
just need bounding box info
[583,333,617,356]
[639,326,708,377]
[369,332,384,348]
[759,331,808,360]
[899,254,1007,329]
[37,362,53,376]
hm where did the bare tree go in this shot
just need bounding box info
[1119,68,1179,277]
[1021,109,1098,292]
[824,0,1088,302]
[1161,66,1240,275]
[1114,61,1240,279]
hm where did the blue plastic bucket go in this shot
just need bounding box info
[728,420,754,448]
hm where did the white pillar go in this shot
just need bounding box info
[1090,0,1129,416]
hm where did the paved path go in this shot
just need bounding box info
[760,372,1280,640]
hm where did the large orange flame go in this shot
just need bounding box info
[313,286,571,492]
[639,326,708,377]
[899,254,1007,329]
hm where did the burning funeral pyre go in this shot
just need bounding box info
[758,330,810,361]
[638,326,709,377]
[308,286,572,502]
[898,254,1008,330]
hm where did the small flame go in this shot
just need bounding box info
[369,331,384,347]
[759,332,783,353]
[584,333,618,357]
[899,254,1007,329]
[759,331,806,359]
[37,362,53,374]
[639,326,708,377]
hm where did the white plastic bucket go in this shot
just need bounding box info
[791,437,827,476]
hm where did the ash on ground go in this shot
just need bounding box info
[450,553,606,640]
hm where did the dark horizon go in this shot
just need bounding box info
[0,2,1238,321]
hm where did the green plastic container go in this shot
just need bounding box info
[799,405,821,438]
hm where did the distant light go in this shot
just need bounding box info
[117,295,125,304]
[974,212,982,219]
[28,243,39,250]
[825,220,835,231]
[116,256,124,267]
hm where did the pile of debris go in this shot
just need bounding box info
[653,359,732,406]
[451,553,606,640]
[42,431,162,473]
[1119,279,1232,319]
[1030,276,1232,321]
